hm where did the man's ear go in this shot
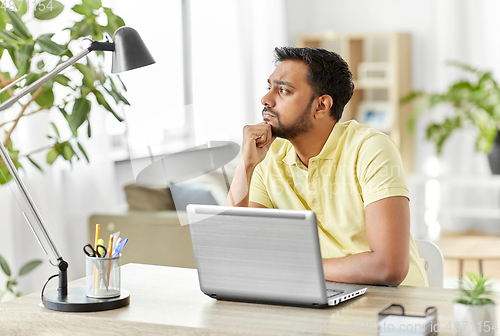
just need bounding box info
[314,95,333,119]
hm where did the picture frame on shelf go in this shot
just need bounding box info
[356,101,392,133]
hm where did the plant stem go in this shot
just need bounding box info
[0,105,55,128]
[0,73,16,97]
[3,87,45,147]
[24,145,53,157]
[0,144,56,168]
[0,76,24,88]
[0,154,19,168]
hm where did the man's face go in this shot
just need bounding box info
[261,60,316,140]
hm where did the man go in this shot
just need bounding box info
[226,47,428,287]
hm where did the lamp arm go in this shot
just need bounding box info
[0,40,120,301]
[0,48,91,112]
[0,141,62,259]
[1,125,71,297]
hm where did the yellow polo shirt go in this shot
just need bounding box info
[249,120,428,287]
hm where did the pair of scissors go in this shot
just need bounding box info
[83,243,107,258]
[84,243,109,292]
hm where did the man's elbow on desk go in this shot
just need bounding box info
[322,251,409,287]
[378,261,409,287]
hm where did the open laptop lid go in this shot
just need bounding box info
[187,204,329,306]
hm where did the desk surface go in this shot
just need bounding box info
[1,264,499,335]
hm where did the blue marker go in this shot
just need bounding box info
[113,238,128,257]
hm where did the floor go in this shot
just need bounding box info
[436,231,500,291]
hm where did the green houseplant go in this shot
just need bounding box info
[453,271,497,336]
[401,61,500,173]
[0,0,129,184]
[0,254,42,301]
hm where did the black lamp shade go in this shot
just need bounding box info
[111,27,156,74]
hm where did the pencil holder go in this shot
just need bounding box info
[85,254,121,298]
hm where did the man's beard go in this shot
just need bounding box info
[263,96,315,140]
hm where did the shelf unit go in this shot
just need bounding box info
[298,32,414,173]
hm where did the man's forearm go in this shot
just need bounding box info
[323,251,409,287]
[225,161,255,207]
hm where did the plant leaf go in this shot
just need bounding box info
[34,87,54,107]
[15,42,34,76]
[83,0,102,10]
[53,74,71,87]
[93,89,123,121]
[72,4,93,16]
[27,157,43,172]
[46,148,59,164]
[34,0,64,20]
[25,72,41,86]
[0,165,13,184]
[6,10,31,39]
[36,33,66,56]
[70,97,91,132]
[18,0,28,16]
[58,106,69,121]
[77,142,90,163]
[61,142,75,161]
[0,7,8,30]
[73,63,95,88]
[0,254,11,276]
[69,18,95,39]
[105,86,130,106]
[103,7,125,35]
[50,122,60,138]
[18,259,42,276]
[0,29,23,44]
[6,280,16,293]
[446,60,481,74]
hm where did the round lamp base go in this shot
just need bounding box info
[42,287,130,312]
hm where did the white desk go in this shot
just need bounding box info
[1,263,499,335]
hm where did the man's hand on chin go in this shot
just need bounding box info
[242,121,276,169]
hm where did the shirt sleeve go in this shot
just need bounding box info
[249,163,274,208]
[356,133,410,207]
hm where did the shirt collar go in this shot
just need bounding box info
[281,121,350,165]
[282,145,299,165]
[315,121,348,159]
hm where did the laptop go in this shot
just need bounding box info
[186,204,367,308]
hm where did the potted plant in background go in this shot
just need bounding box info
[401,61,500,174]
[0,254,42,302]
[0,0,129,184]
[453,271,497,336]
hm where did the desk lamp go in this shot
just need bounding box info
[0,27,155,312]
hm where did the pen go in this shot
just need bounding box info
[113,238,128,257]
[93,224,100,293]
[110,231,121,252]
[106,235,114,287]
[95,224,100,248]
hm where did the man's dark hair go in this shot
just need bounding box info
[274,47,354,121]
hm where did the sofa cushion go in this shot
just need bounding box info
[169,182,219,211]
[124,184,176,211]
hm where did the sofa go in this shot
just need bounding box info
[88,168,232,268]
[88,209,196,268]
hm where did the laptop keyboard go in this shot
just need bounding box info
[326,289,344,298]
